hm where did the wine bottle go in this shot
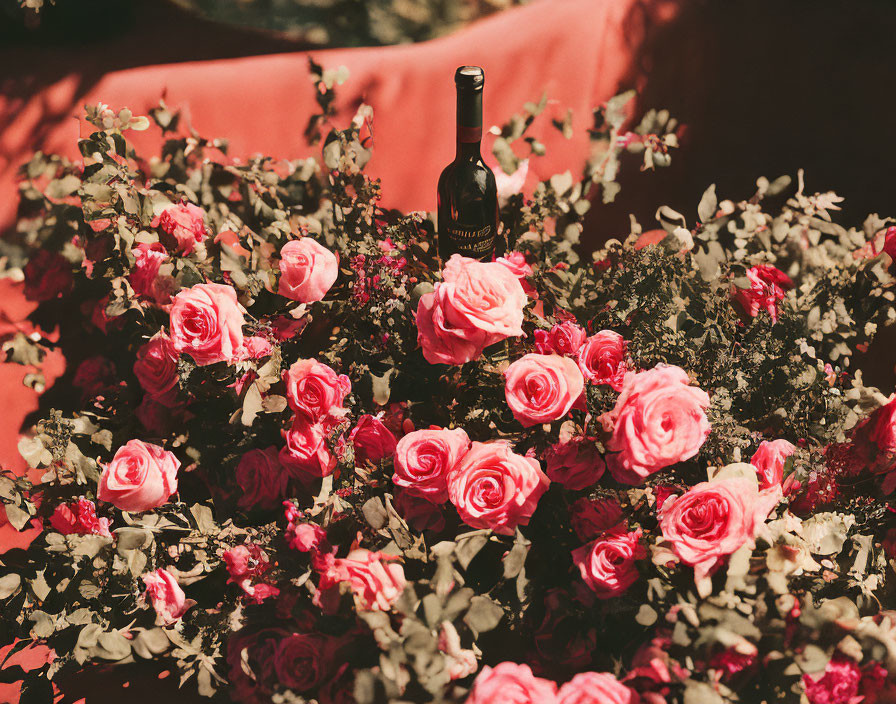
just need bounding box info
[437,66,502,262]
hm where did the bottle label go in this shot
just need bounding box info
[445,223,495,257]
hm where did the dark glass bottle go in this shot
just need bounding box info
[437,66,502,262]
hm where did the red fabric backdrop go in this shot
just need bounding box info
[0,1,669,700]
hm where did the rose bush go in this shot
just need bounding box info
[2,68,896,704]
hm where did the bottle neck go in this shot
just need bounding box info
[456,88,483,160]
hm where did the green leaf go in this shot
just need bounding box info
[464,596,503,636]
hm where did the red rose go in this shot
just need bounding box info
[134,332,179,404]
[802,656,861,704]
[545,437,605,490]
[235,447,289,511]
[349,414,397,466]
[731,264,793,322]
[570,497,624,541]
[23,250,73,302]
[73,356,116,398]
[49,498,111,537]
[274,633,331,692]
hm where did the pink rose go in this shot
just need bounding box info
[414,288,493,365]
[156,202,208,255]
[349,414,397,466]
[572,528,645,598]
[731,264,794,322]
[235,447,289,511]
[578,330,627,391]
[287,521,329,553]
[534,322,587,356]
[278,238,339,303]
[570,497,624,541]
[280,418,338,480]
[557,672,640,704]
[659,474,780,588]
[393,427,471,503]
[883,226,896,262]
[605,365,710,484]
[130,242,169,302]
[437,622,477,680]
[235,336,273,362]
[545,437,605,490]
[750,439,796,489]
[315,549,406,612]
[467,663,558,704]
[223,543,278,603]
[169,282,246,366]
[447,441,550,535]
[504,354,585,428]
[415,254,526,365]
[275,633,331,692]
[142,568,195,626]
[802,656,861,704]
[496,250,533,279]
[134,332,179,404]
[282,358,351,423]
[97,439,180,512]
[23,250,73,302]
[49,499,111,537]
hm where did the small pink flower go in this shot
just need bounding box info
[577,330,627,390]
[447,441,550,535]
[349,414,397,466]
[142,568,195,626]
[156,202,208,255]
[504,353,585,428]
[393,427,471,503]
[315,549,406,612]
[466,663,558,704]
[235,447,289,511]
[280,417,338,480]
[287,521,329,553]
[545,437,605,490]
[282,358,351,424]
[496,250,534,279]
[169,282,246,366]
[49,499,111,537]
[572,528,645,598]
[557,672,639,704]
[605,365,710,485]
[278,238,339,303]
[235,336,273,362]
[134,332,179,404]
[97,439,180,512]
[731,264,794,322]
[750,439,796,489]
[223,543,279,604]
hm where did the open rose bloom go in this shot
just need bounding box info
[658,464,781,596]
[97,439,180,512]
[416,254,527,365]
[169,282,247,366]
[142,568,196,626]
[605,365,710,484]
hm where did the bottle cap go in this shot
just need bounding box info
[455,66,484,91]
